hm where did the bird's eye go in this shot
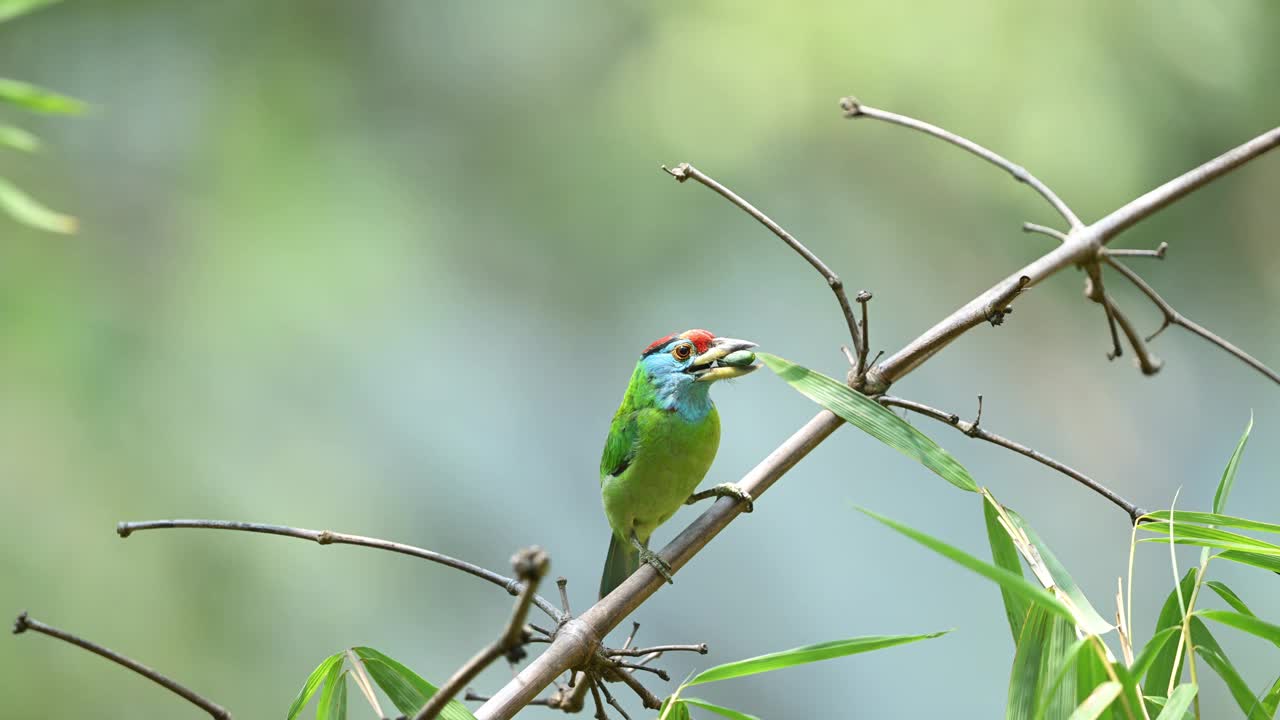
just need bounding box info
[673,343,694,361]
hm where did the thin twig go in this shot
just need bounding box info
[1085,263,1125,361]
[611,664,664,710]
[414,548,550,720]
[662,162,864,361]
[12,612,230,719]
[878,396,1148,522]
[1106,295,1163,375]
[587,679,609,720]
[557,576,572,618]
[621,622,639,651]
[855,290,873,383]
[1022,222,1068,243]
[1105,242,1167,259]
[841,96,1082,228]
[464,691,556,708]
[613,662,669,681]
[597,680,631,720]
[606,643,708,657]
[1105,257,1280,385]
[117,519,563,622]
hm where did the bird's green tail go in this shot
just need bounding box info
[599,533,640,599]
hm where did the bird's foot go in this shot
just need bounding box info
[637,546,674,585]
[685,482,754,513]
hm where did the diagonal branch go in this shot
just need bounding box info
[414,548,550,720]
[1104,257,1280,386]
[13,612,231,719]
[878,396,1148,523]
[116,519,564,622]
[1084,262,1163,374]
[840,96,1082,229]
[662,162,865,367]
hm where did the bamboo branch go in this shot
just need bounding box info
[414,548,550,720]
[13,612,230,719]
[116,519,564,622]
[1104,257,1280,386]
[662,162,865,367]
[878,396,1148,522]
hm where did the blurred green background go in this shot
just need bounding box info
[3,1,1279,717]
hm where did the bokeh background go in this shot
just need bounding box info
[3,2,1279,717]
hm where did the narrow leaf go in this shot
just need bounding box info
[1007,605,1077,720]
[1260,674,1280,717]
[0,176,76,233]
[759,353,977,492]
[0,0,61,22]
[1031,637,1089,720]
[1197,609,1280,648]
[680,697,761,720]
[1191,619,1266,719]
[1068,681,1122,720]
[984,494,1031,643]
[286,652,345,720]
[1006,508,1113,636]
[1204,581,1256,617]
[858,506,1075,624]
[687,631,948,686]
[0,77,86,114]
[0,125,39,152]
[1155,683,1197,720]
[1144,569,1196,697]
[1143,511,1280,535]
[351,647,475,720]
[1217,550,1280,574]
[1128,626,1180,684]
[1213,414,1252,515]
[1138,522,1280,556]
[315,666,347,720]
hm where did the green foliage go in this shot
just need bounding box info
[984,495,1031,643]
[1008,606,1077,719]
[0,0,81,232]
[757,353,978,492]
[287,647,476,720]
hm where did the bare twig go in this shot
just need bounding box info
[597,679,630,720]
[878,396,1148,522]
[414,547,550,720]
[841,96,1083,228]
[474,112,1280,720]
[1084,263,1125,361]
[557,576,572,618]
[1023,222,1069,243]
[606,643,707,658]
[611,665,663,710]
[1105,257,1280,385]
[116,519,564,622]
[464,691,556,708]
[662,162,864,363]
[612,661,669,681]
[855,290,873,384]
[1105,242,1167,259]
[13,612,230,719]
[587,679,609,720]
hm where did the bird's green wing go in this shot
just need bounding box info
[600,410,640,481]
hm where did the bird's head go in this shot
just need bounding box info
[637,329,759,416]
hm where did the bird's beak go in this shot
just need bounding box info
[688,337,760,383]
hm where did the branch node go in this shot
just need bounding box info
[115,522,132,539]
[838,96,864,117]
[315,530,335,545]
[965,395,984,436]
[660,163,691,182]
[13,611,29,634]
[556,576,572,618]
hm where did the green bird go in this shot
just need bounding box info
[598,329,760,598]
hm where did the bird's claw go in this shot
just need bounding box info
[638,547,674,584]
[686,483,754,513]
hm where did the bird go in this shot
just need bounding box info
[598,329,760,599]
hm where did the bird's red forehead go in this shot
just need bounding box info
[641,329,716,356]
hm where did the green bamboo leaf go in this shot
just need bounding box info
[0,77,85,114]
[0,0,60,22]
[1191,619,1266,719]
[1260,674,1280,718]
[0,176,76,233]
[1008,605,1077,720]
[984,494,1031,644]
[1144,569,1196,699]
[1129,626,1181,685]
[1213,415,1252,515]
[1138,522,1280,556]
[666,698,692,720]
[1197,609,1280,648]
[315,665,346,720]
[286,652,346,720]
[1031,637,1089,720]
[858,506,1076,624]
[1155,684,1197,720]
[1142,511,1280,535]
[1144,695,1194,720]
[1006,507,1113,636]
[1217,550,1280,574]
[1068,681,1122,720]
[350,647,475,720]
[0,125,39,152]
[680,697,760,720]
[758,353,977,492]
[1203,581,1257,617]
[687,631,948,686]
